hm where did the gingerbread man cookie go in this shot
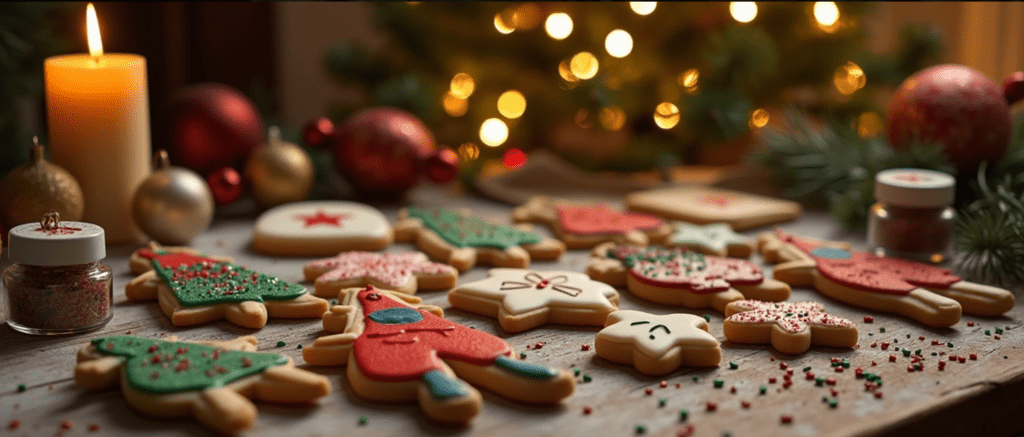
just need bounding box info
[625,185,802,231]
[723,300,858,354]
[448,269,619,333]
[758,230,1015,328]
[393,206,565,272]
[666,222,755,257]
[303,251,458,297]
[126,249,328,328]
[75,335,330,435]
[511,196,672,249]
[302,286,575,425]
[595,310,721,376]
[587,242,790,312]
[251,200,393,257]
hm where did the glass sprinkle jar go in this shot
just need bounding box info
[867,168,956,264]
[3,212,112,335]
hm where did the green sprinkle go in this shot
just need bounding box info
[330,299,337,305]
[906,334,911,339]
[880,327,886,333]
[297,344,302,349]
[636,424,646,434]
[828,398,838,408]
[713,379,724,388]
[583,374,592,383]
[996,328,1004,334]
[868,332,873,336]
[704,314,711,322]
[658,398,667,407]
[759,385,767,395]
[947,342,954,348]
[902,349,911,357]
[574,368,581,376]
[803,366,812,372]
[693,376,700,382]
[893,339,898,343]
[679,409,689,421]
[841,359,850,368]
[520,352,527,359]
[815,377,824,386]
[1004,356,1009,359]
[729,362,739,370]
[985,330,991,336]
[276,340,286,347]
[915,349,922,356]
[931,352,937,356]
[722,432,732,437]
[831,361,840,367]
[16,384,26,392]
[358,415,367,425]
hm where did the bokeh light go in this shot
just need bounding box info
[599,106,627,131]
[605,29,634,58]
[857,112,883,138]
[442,92,468,117]
[678,68,699,93]
[653,102,680,129]
[730,2,758,23]
[833,61,866,95]
[575,108,593,128]
[457,142,479,161]
[814,2,840,27]
[749,108,770,129]
[570,52,599,80]
[450,73,475,98]
[480,118,509,147]
[497,90,527,119]
[503,148,528,169]
[558,59,579,82]
[545,13,573,40]
[630,2,657,15]
[494,13,514,34]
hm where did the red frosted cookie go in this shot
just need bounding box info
[512,196,673,249]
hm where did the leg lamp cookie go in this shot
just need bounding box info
[75,335,330,435]
[666,222,755,258]
[251,200,393,257]
[302,286,575,426]
[394,206,565,272]
[595,310,721,376]
[586,242,790,312]
[448,269,619,333]
[127,249,328,328]
[723,300,858,355]
[625,185,802,231]
[303,251,458,297]
[758,230,1014,328]
[512,196,672,249]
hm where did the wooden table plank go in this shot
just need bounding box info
[1,184,1021,436]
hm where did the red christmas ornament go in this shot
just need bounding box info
[166,83,264,175]
[425,147,459,183]
[1004,71,1024,105]
[328,107,439,198]
[206,167,243,206]
[303,117,334,149]
[886,64,1011,175]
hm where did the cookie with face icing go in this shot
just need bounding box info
[511,196,672,249]
[595,310,721,376]
[74,335,330,435]
[302,286,575,426]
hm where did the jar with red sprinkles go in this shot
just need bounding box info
[866,169,956,264]
[3,212,112,335]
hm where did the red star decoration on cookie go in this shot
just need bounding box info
[296,210,350,228]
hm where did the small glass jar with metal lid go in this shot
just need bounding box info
[3,212,113,335]
[867,168,956,263]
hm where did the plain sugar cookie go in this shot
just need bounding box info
[251,201,393,257]
[596,310,721,376]
[625,185,802,231]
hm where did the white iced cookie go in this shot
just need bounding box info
[251,201,393,257]
[448,269,619,333]
[595,310,721,376]
[667,222,754,258]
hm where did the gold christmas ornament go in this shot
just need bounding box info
[0,137,85,229]
[131,150,214,245]
[244,126,314,208]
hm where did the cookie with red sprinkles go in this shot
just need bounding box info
[723,300,858,354]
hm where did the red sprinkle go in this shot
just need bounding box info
[149,345,159,353]
[830,388,838,397]
[855,368,864,377]
[889,355,897,362]
[783,374,791,381]
[151,355,161,364]
[675,383,681,388]
[786,369,794,376]
[770,357,776,362]
[949,354,958,361]
[870,342,877,348]
[645,388,653,395]
[780,362,788,370]
[782,380,793,389]
[660,380,668,388]
[8,420,20,430]
[871,361,877,366]
[969,353,978,360]
[805,372,815,380]
[61,420,73,430]
[874,391,883,399]
[706,402,718,412]
[730,386,737,394]
[931,340,940,346]
[677,424,695,437]
[918,336,925,341]
[880,342,889,350]
[89,423,101,432]
[583,406,592,415]
[967,321,975,327]
[768,377,777,384]
[741,400,751,409]
[995,335,1001,340]
[907,365,915,372]
[781,415,793,424]
[863,316,873,323]
[581,344,591,351]
[958,356,967,363]
[864,382,878,391]
[825,377,836,386]
[834,367,844,373]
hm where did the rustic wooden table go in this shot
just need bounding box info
[1,184,1022,437]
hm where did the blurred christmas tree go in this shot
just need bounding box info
[321,2,941,176]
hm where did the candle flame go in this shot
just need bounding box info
[86,3,103,59]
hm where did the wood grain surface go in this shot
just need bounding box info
[1,184,1021,437]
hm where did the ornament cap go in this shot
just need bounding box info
[8,212,106,266]
[30,136,44,162]
[153,149,170,170]
[874,168,955,208]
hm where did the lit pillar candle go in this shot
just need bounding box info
[44,3,150,244]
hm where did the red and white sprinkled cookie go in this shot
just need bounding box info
[511,196,672,249]
[723,300,858,354]
[625,185,802,231]
[586,242,790,312]
[251,201,393,257]
[759,229,1014,328]
[595,310,721,375]
[303,251,458,297]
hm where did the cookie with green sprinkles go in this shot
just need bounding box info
[74,335,330,435]
[125,247,329,328]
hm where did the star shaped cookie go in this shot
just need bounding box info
[723,300,858,354]
[595,310,721,375]
[303,251,458,297]
[448,268,620,333]
[667,222,754,257]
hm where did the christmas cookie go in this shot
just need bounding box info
[625,185,802,231]
[129,241,233,276]
[251,200,393,257]
[586,242,790,312]
[723,300,858,355]
[394,206,565,272]
[126,249,328,328]
[758,230,1015,328]
[448,269,619,333]
[302,286,575,425]
[75,335,330,435]
[666,222,755,257]
[511,196,672,249]
[595,310,721,376]
[303,251,458,297]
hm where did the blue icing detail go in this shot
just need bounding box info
[810,247,852,259]
[368,307,424,325]
[494,355,558,379]
[422,370,469,399]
